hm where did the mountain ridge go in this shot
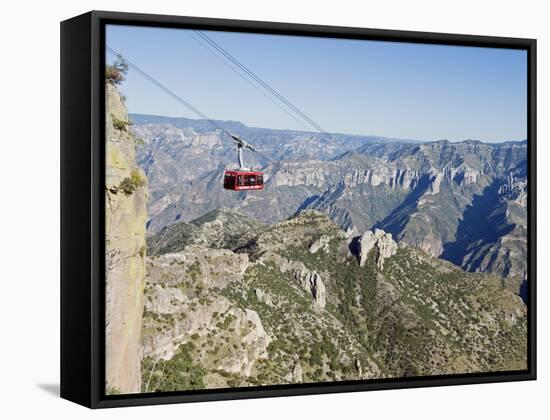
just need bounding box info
[147,207,268,256]
[130,112,423,144]
[131,116,528,295]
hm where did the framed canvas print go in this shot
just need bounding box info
[60,11,536,408]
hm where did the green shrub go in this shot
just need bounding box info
[119,170,146,196]
[186,261,202,281]
[112,116,133,132]
[105,386,121,395]
[141,344,205,392]
[105,56,128,85]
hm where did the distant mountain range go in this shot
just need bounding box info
[130,113,528,297]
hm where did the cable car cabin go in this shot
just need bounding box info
[223,171,264,191]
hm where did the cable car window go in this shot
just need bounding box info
[224,174,235,189]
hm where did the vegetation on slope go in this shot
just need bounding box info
[140,209,527,392]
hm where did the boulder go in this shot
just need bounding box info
[291,268,326,309]
[293,362,303,383]
[309,235,330,254]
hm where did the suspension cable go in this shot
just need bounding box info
[107,43,365,169]
[188,32,314,134]
[193,30,369,168]
[108,46,276,168]
[107,47,229,137]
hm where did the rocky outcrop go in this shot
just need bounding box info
[427,171,443,195]
[288,264,326,310]
[293,362,303,383]
[309,235,330,253]
[255,288,273,306]
[355,359,363,376]
[257,251,327,309]
[499,172,527,207]
[142,251,270,378]
[451,164,480,186]
[147,207,267,255]
[105,83,148,394]
[143,291,271,377]
[268,161,329,188]
[303,271,326,309]
[339,161,481,194]
[343,166,421,190]
[358,229,397,269]
[147,246,250,290]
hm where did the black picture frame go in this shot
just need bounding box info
[61,10,537,409]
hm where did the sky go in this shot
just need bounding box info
[106,24,527,143]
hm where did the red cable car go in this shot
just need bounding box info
[223,134,264,191]
[223,171,264,191]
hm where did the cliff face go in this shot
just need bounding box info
[105,83,148,394]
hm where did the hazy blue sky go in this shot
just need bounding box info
[106,24,527,143]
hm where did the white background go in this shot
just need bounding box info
[0,0,547,418]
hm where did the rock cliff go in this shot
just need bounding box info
[105,83,148,394]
